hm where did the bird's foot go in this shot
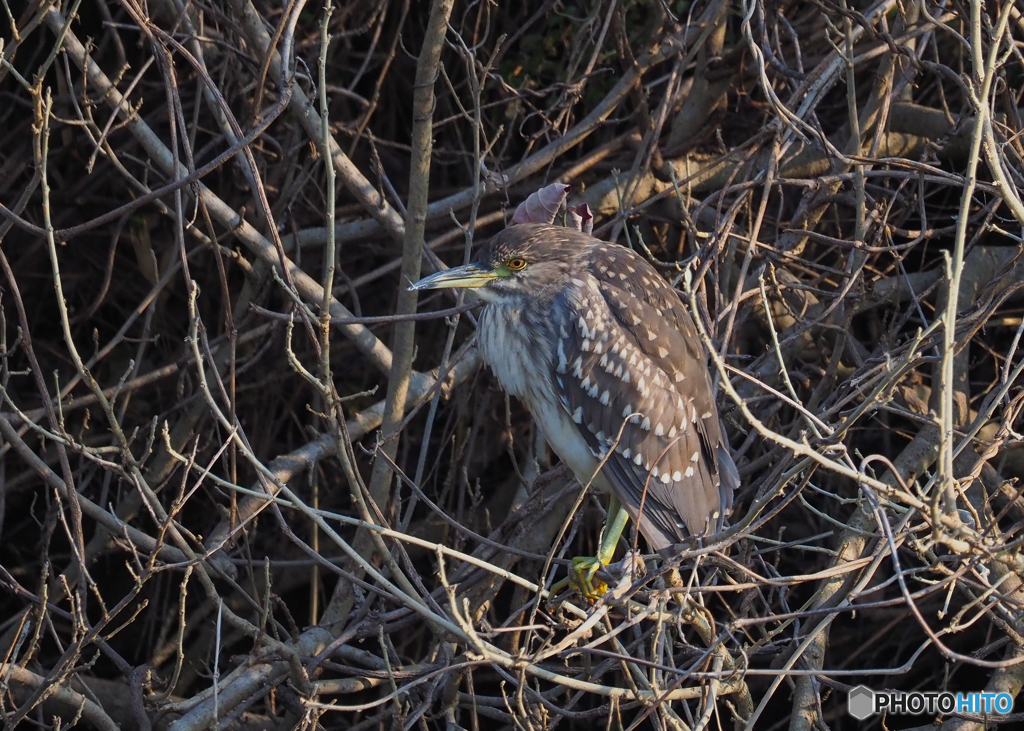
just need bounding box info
[568,551,647,602]
[570,555,609,600]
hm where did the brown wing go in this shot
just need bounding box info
[582,242,738,509]
[552,245,736,549]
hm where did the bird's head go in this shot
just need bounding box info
[410,224,584,302]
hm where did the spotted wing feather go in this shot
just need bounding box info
[582,242,737,512]
[552,247,736,549]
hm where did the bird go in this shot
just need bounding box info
[410,222,738,565]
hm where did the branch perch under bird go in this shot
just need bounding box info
[411,222,738,564]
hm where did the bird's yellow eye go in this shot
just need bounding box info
[507,257,527,271]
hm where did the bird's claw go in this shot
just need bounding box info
[570,556,609,600]
[569,551,647,601]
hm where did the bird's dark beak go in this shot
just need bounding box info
[409,262,497,291]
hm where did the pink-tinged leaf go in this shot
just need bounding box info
[510,182,572,225]
[568,204,594,235]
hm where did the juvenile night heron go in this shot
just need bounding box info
[411,223,738,573]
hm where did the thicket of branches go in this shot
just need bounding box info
[2,0,1024,729]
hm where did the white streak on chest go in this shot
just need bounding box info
[478,302,539,402]
[477,300,612,494]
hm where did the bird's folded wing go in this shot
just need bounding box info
[581,242,738,517]
[551,271,726,547]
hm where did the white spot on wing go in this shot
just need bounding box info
[685,466,695,477]
[654,423,664,436]
[571,406,583,423]
[600,390,610,405]
[672,470,682,481]
[556,339,568,374]
[660,472,671,484]
[641,416,651,430]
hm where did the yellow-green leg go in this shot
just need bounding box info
[570,495,631,599]
[599,494,630,564]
